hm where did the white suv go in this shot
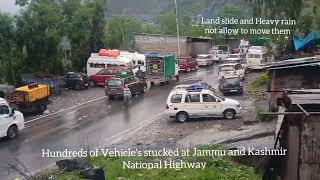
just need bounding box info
[0,98,25,139]
[165,85,241,122]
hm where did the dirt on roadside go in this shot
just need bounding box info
[111,72,274,150]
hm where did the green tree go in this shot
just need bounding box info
[158,13,178,35]
[106,16,142,49]
[0,13,21,84]
[247,0,303,20]
[15,0,63,74]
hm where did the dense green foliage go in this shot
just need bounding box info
[0,0,106,84]
[1,0,319,84]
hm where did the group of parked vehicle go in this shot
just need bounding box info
[164,43,271,122]
[0,43,271,139]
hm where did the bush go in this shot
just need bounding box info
[248,73,270,96]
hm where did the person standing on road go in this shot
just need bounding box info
[123,86,131,108]
[136,67,144,81]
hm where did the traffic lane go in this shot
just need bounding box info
[24,87,105,121]
[0,67,215,179]
[24,68,209,122]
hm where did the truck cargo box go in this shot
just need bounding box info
[14,84,50,103]
[146,53,177,80]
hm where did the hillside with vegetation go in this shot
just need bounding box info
[106,0,248,22]
[1,0,319,85]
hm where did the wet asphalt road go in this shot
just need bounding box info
[0,66,218,179]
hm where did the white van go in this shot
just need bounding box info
[246,46,270,70]
[0,98,24,139]
[209,50,229,62]
[120,51,146,66]
[119,51,146,74]
[87,53,134,76]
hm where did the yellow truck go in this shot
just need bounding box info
[10,83,51,114]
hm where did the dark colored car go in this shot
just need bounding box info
[105,76,147,99]
[65,72,89,90]
[89,66,134,87]
[219,76,243,95]
[178,57,198,72]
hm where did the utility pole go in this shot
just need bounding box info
[174,0,181,57]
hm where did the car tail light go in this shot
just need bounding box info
[124,84,129,88]
[165,104,169,109]
[240,82,243,87]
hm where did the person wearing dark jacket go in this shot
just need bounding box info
[136,67,144,80]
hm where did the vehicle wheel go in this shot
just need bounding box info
[89,81,95,87]
[108,95,114,100]
[175,75,179,81]
[38,104,47,114]
[75,84,81,90]
[176,112,189,122]
[223,109,236,120]
[151,82,155,87]
[7,125,18,139]
[142,86,147,93]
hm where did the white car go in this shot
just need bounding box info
[196,54,214,66]
[225,54,245,62]
[218,63,246,81]
[0,98,25,139]
[224,54,247,70]
[211,50,229,62]
[165,85,241,122]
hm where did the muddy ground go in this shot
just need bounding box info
[110,72,275,150]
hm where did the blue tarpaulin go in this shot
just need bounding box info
[294,32,320,51]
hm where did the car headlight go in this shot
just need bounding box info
[236,104,241,108]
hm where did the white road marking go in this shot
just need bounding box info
[66,111,77,115]
[24,72,201,125]
[25,96,106,124]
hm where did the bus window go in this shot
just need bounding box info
[94,64,104,68]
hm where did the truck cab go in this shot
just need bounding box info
[0,98,24,139]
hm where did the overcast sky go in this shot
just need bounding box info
[0,0,20,15]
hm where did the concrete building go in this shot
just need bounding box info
[134,33,213,57]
